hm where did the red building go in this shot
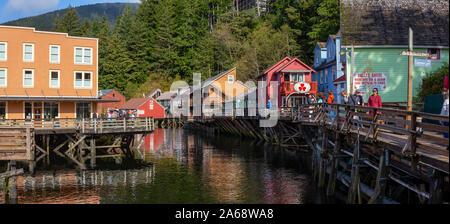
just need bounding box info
[256,57,317,107]
[97,89,125,114]
[119,97,165,118]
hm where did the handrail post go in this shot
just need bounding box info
[52,118,55,129]
[410,112,418,170]
[124,118,127,131]
[100,119,103,133]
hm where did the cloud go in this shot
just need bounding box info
[3,0,60,15]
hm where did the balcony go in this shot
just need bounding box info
[281,81,317,94]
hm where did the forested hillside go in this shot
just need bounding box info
[24,0,341,99]
[2,3,139,31]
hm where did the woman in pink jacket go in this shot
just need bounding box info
[368,88,382,108]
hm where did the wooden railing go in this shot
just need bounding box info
[0,117,155,134]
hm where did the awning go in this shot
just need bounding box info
[0,96,120,102]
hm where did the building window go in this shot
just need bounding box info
[44,102,59,119]
[23,43,34,62]
[150,101,154,110]
[74,71,92,88]
[289,73,304,82]
[0,42,6,61]
[427,48,441,60]
[23,69,34,88]
[74,47,93,65]
[0,102,6,119]
[228,75,234,83]
[324,69,328,83]
[50,45,60,64]
[25,102,32,119]
[49,70,60,88]
[0,68,6,87]
[76,102,91,119]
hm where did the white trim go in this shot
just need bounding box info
[74,46,93,65]
[49,70,60,88]
[0,42,7,61]
[74,71,93,89]
[96,39,98,97]
[23,43,34,62]
[49,45,60,64]
[0,68,7,88]
[342,45,449,49]
[0,25,99,41]
[23,69,34,88]
[0,95,99,98]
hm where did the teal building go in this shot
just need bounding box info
[341,0,449,103]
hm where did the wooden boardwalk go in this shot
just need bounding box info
[187,103,449,203]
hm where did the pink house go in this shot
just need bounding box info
[256,57,317,108]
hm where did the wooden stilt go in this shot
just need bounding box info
[428,171,443,204]
[368,149,389,204]
[318,130,328,188]
[90,137,96,169]
[326,132,340,196]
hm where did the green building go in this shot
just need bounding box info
[341,0,449,103]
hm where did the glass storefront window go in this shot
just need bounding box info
[44,102,59,119]
[76,102,91,119]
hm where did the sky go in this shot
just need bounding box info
[0,0,141,23]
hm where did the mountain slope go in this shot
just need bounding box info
[2,3,139,31]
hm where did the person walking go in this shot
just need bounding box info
[341,90,349,104]
[327,91,336,104]
[349,90,364,127]
[327,91,336,121]
[368,88,382,108]
[440,88,449,139]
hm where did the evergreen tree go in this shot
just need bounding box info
[59,6,82,36]
[52,13,61,31]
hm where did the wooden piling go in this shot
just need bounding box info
[326,132,340,196]
[90,137,96,169]
[368,149,389,204]
[318,130,328,188]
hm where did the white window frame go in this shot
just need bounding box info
[74,71,93,89]
[23,69,34,88]
[74,47,93,65]
[23,43,34,62]
[49,70,60,88]
[0,68,7,88]
[0,42,7,61]
[150,100,154,110]
[228,75,234,83]
[49,45,60,64]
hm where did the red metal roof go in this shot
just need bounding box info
[274,58,316,73]
[255,57,291,79]
[333,75,346,83]
[119,98,152,110]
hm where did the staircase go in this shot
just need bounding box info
[0,128,34,161]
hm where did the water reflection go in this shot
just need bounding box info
[139,129,312,204]
[2,129,315,204]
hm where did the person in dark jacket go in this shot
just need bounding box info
[349,90,364,127]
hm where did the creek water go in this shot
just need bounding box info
[0,129,331,204]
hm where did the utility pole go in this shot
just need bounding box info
[407,27,413,112]
[350,44,354,94]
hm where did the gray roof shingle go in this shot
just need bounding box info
[341,0,449,46]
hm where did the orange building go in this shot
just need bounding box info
[0,25,109,120]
